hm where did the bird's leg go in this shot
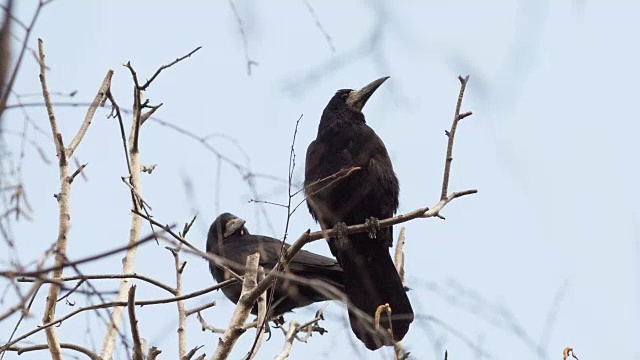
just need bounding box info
[364,216,381,239]
[251,315,273,340]
[333,222,350,250]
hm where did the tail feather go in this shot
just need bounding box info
[334,233,414,350]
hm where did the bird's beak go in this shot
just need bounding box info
[224,217,246,238]
[346,76,389,112]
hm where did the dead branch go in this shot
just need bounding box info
[394,226,406,285]
[186,301,217,317]
[66,70,112,157]
[274,321,298,360]
[197,311,226,334]
[0,230,166,279]
[37,38,111,360]
[99,58,145,357]
[183,345,205,360]
[17,273,177,295]
[6,343,101,360]
[0,280,236,351]
[393,227,406,359]
[441,75,472,200]
[139,46,201,90]
[212,253,261,360]
[128,285,144,360]
[244,267,266,360]
[168,245,188,358]
[99,55,200,355]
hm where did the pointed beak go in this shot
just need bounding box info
[224,216,246,238]
[346,76,389,112]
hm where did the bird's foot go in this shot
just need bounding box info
[365,216,380,239]
[272,315,286,327]
[333,222,349,250]
[262,319,273,340]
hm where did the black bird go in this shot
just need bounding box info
[206,212,345,316]
[304,77,414,350]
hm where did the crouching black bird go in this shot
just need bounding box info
[304,77,414,350]
[206,212,345,316]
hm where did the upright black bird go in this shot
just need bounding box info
[206,212,345,316]
[304,77,414,350]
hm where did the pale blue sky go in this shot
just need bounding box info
[1,1,638,359]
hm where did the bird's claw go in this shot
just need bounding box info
[263,320,273,340]
[365,217,380,239]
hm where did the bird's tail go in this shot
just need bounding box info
[334,233,414,350]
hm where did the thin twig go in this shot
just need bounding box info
[197,311,226,333]
[128,285,144,360]
[227,0,257,75]
[6,343,101,360]
[0,230,166,279]
[66,70,113,157]
[186,301,217,317]
[0,280,235,351]
[139,46,202,90]
[68,163,88,184]
[18,273,176,295]
[441,75,472,200]
[303,0,335,52]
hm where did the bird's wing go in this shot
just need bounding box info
[288,247,342,273]
[214,235,278,274]
[223,233,340,272]
[304,139,331,226]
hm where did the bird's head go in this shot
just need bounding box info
[319,76,389,131]
[208,212,249,242]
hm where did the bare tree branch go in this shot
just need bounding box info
[227,0,257,75]
[139,46,202,90]
[244,267,266,360]
[0,230,166,279]
[100,58,149,358]
[17,273,177,295]
[128,285,144,360]
[393,227,407,360]
[66,70,112,157]
[168,245,188,358]
[0,0,51,114]
[441,75,472,200]
[394,226,406,285]
[186,301,217,317]
[212,253,261,360]
[6,343,101,360]
[0,279,236,351]
[274,321,298,360]
[37,38,67,360]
